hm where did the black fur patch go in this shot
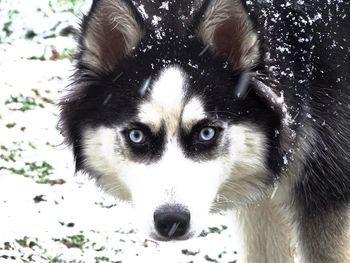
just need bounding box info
[122,123,166,163]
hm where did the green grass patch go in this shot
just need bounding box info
[53,234,88,249]
[49,0,85,16]
[5,89,54,112]
[0,141,54,183]
[15,237,41,249]
[40,255,85,263]
[204,255,218,262]
[5,94,41,111]
[1,160,54,184]
[0,143,23,162]
[208,225,228,235]
[1,9,19,42]
[59,48,76,60]
[94,256,109,263]
[5,123,16,129]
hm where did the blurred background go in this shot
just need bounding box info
[0,1,240,262]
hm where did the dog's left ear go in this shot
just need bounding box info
[197,0,259,71]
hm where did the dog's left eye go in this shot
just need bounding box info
[198,127,216,142]
[128,129,146,144]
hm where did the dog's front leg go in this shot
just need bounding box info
[238,199,295,263]
[295,202,350,263]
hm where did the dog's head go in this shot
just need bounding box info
[60,0,290,240]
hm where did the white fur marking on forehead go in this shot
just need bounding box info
[150,67,186,113]
[182,97,206,129]
[138,67,186,132]
[138,102,163,131]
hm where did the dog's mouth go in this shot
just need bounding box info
[150,229,195,241]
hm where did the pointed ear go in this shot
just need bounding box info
[197,0,259,70]
[79,0,143,71]
[252,76,294,154]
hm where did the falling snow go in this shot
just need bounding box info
[136,4,149,19]
[151,15,162,26]
[159,1,170,10]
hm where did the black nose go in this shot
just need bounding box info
[153,205,191,239]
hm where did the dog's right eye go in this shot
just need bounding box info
[128,129,146,144]
[198,127,216,142]
[123,125,165,162]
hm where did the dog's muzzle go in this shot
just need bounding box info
[153,204,190,240]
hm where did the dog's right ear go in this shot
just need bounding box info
[79,0,143,71]
[196,0,259,71]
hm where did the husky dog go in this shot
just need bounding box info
[60,0,350,262]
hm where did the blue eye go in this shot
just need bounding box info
[128,129,145,144]
[199,127,216,142]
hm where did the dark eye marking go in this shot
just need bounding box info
[180,119,224,160]
[190,119,223,145]
[123,123,151,146]
[122,122,165,162]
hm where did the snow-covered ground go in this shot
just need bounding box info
[0,1,242,262]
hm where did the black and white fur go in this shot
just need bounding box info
[60,0,350,262]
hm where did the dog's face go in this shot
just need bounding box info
[61,0,285,240]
